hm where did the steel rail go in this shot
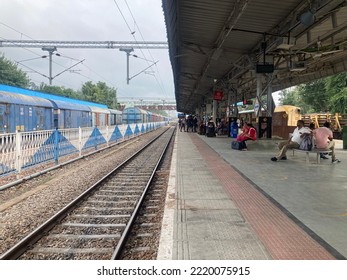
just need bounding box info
[0,127,171,260]
[111,127,175,259]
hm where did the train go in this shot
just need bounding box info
[0,84,169,134]
[121,106,169,124]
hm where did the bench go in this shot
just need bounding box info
[292,148,331,164]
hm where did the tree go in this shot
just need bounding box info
[81,81,97,103]
[279,87,312,113]
[0,53,30,88]
[329,88,347,114]
[325,73,347,114]
[81,81,118,108]
[297,79,330,113]
[279,73,347,114]
[38,83,81,99]
[278,88,297,106]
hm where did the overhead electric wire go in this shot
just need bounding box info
[112,0,170,99]
[124,0,170,99]
[1,6,172,102]
[0,22,119,91]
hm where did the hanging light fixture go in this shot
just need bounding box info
[300,0,316,26]
[300,10,315,26]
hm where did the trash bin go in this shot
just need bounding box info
[343,126,347,150]
[230,121,238,138]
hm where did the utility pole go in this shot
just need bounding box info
[119,47,134,84]
[41,46,59,85]
[41,46,83,85]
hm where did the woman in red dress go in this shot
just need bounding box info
[236,122,256,150]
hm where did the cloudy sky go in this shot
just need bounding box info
[0,0,175,103]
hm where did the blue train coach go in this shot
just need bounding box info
[50,99,91,129]
[0,90,54,133]
[122,107,149,124]
[109,109,122,126]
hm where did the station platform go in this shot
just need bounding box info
[157,129,347,260]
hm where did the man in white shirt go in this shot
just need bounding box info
[271,120,310,161]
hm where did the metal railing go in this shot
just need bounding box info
[1,122,166,177]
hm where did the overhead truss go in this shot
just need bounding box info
[0,40,168,49]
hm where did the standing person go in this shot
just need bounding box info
[181,117,186,132]
[193,115,198,132]
[186,115,193,132]
[271,120,310,161]
[313,121,340,163]
[236,122,256,151]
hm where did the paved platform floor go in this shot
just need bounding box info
[157,130,347,260]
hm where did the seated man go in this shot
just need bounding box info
[271,120,310,162]
[313,122,340,164]
[236,122,256,151]
[206,118,216,137]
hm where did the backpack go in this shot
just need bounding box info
[231,140,241,150]
[300,135,313,151]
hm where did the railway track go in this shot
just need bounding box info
[0,126,175,260]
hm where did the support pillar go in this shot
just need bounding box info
[213,99,217,124]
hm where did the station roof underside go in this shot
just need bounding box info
[162,0,347,112]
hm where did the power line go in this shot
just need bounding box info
[0,22,128,89]
[120,0,170,98]
[112,0,134,35]
[0,22,170,97]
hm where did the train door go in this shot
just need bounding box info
[15,105,25,132]
[0,104,8,133]
[105,112,109,126]
[88,112,93,127]
[28,106,34,131]
[46,108,54,129]
[76,111,88,128]
[71,111,78,128]
[55,109,64,129]
[108,113,113,126]
[65,110,72,128]
[35,108,46,130]
[95,112,100,126]
[100,113,106,126]
[81,111,89,127]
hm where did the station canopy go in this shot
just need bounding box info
[162,0,347,112]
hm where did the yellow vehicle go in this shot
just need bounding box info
[273,105,301,126]
[239,105,301,139]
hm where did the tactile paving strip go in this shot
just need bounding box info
[190,134,336,260]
